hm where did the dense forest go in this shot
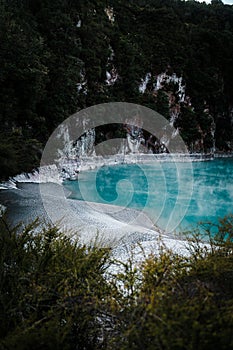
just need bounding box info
[1,0,233,179]
[1,2,233,348]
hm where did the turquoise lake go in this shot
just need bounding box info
[63,158,233,233]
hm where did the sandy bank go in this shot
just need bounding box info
[0,182,189,258]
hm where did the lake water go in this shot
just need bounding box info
[63,158,233,233]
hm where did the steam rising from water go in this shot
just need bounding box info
[40,102,194,238]
[64,158,233,233]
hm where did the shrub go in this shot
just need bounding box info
[1,215,233,349]
[0,218,113,349]
[113,216,233,350]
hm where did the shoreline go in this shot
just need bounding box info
[0,181,210,265]
[53,152,233,181]
[0,152,232,188]
[0,182,190,255]
[1,153,228,259]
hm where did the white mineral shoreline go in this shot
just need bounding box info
[1,152,232,188]
[0,180,192,261]
[1,153,230,257]
[64,153,214,176]
[39,189,204,262]
[58,152,233,180]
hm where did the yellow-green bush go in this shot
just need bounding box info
[0,215,233,349]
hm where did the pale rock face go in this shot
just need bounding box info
[138,71,185,131]
[0,204,6,216]
[76,19,81,28]
[75,129,96,157]
[106,45,119,85]
[13,64,218,183]
[137,70,216,152]
[105,7,115,23]
[106,68,119,85]
[160,134,170,149]
[127,134,141,153]
[77,70,87,94]
[155,72,186,103]
[139,72,152,93]
[5,165,62,185]
[138,72,179,149]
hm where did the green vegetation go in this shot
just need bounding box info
[1,2,233,347]
[0,218,113,349]
[0,215,233,349]
[1,0,233,179]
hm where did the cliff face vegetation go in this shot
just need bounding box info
[1,0,233,179]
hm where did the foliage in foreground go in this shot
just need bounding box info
[0,220,113,350]
[0,215,233,349]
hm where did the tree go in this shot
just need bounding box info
[0,0,48,135]
[175,106,201,151]
[156,90,170,120]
